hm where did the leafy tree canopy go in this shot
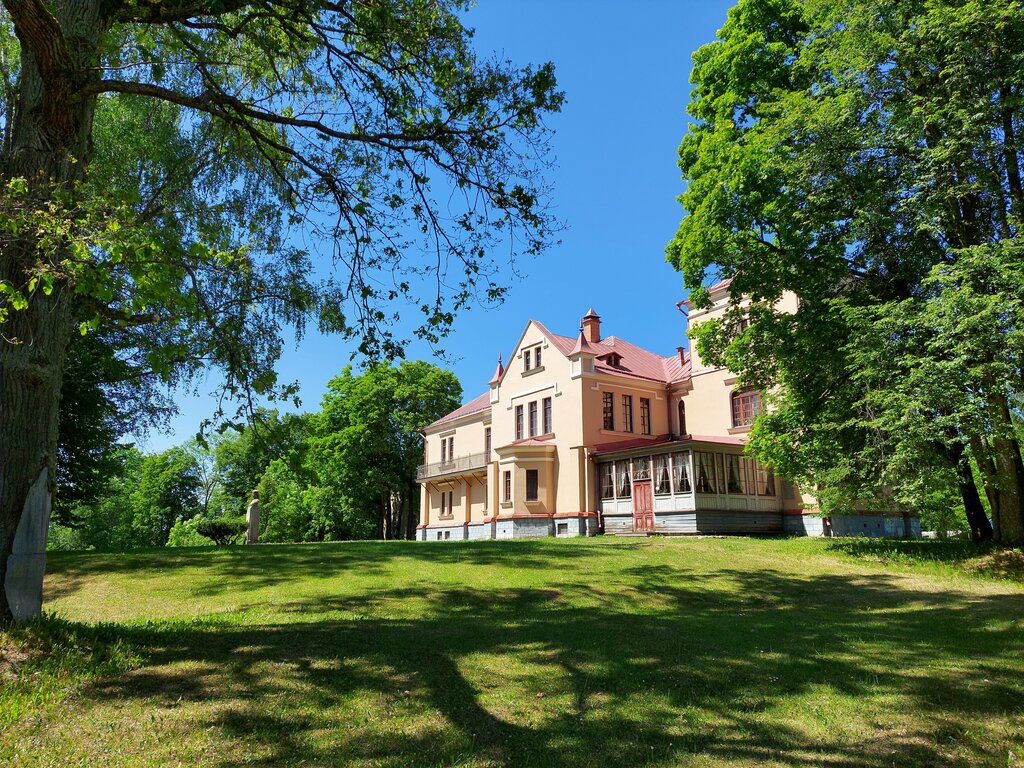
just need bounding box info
[0,0,561,620]
[669,0,1024,543]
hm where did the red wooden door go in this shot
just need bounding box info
[633,481,654,532]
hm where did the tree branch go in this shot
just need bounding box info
[103,0,253,25]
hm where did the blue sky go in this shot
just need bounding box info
[144,0,736,452]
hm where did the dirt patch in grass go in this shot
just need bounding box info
[963,547,1024,582]
[0,635,31,682]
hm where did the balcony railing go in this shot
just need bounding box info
[417,451,489,481]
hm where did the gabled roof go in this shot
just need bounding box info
[586,335,691,384]
[425,391,490,429]
[491,319,691,387]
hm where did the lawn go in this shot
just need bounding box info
[2,537,1023,767]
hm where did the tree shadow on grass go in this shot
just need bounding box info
[827,538,1024,584]
[45,539,613,603]
[51,569,1024,768]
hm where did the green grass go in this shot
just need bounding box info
[3,537,1023,767]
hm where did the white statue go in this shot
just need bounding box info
[245,490,261,545]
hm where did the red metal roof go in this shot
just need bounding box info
[425,391,490,429]
[591,433,747,456]
[533,322,691,385]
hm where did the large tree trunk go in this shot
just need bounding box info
[971,395,1024,546]
[0,0,104,623]
[942,438,993,542]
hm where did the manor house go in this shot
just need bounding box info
[416,281,920,540]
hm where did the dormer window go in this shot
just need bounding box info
[523,345,543,373]
[605,353,622,368]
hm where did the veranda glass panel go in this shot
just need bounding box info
[726,455,744,494]
[672,451,691,493]
[617,462,632,498]
[714,453,726,495]
[654,456,671,495]
[599,464,614,499]
[633,457,650,480]
[695,451,716,494]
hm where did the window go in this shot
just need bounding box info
[448,437,454,461]
[640,398,652,435]
[484,427,491,456]
[529,400,538,437]
[726,455,745,494]
[440,490,454,517]
[622,395,634,433]
[526,469,539,501]
[672,451,691,493]
[515,404,524,440]
[524,348,532,371]
[678,400,687,436]
[440,436,454,463]
[731,387,762,427]
[602,392,614,430]
[599,464,615,499]
[654,455,671,495]
[695,451,716,494]
[535,346,542,368]
[542,397,552,434]
[753,462,776,497]
[503,470,512,502]
[616,462,632,498]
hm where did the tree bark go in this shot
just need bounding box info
[973,393,1024,546]
[0,0,105,623]
[942,439,993,542]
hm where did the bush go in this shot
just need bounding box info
[195,516,248,546]
[47,524,90,552]
[166,517,213,547]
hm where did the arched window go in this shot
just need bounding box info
[731,387,762,428]
[677,400,687,436]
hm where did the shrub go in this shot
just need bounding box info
[47,524,90,552]
[166,517,213,547]
[195,516,248,546]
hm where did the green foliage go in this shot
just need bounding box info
[669,0,1024,540]
[46,524,89,553]
[51,446,203,551]
[258,361,460,541]
[166,517,213,548]
[2,1,563,423]
[54,330,173,527]
[213,410,310,517]
[194,516,247,546]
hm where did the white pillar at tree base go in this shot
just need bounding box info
[245,490,260,545]
[4,467,50,623]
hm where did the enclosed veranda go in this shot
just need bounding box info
[593,437,790,535]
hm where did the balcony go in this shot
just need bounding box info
[417,452,489,481]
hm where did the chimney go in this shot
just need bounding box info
[676,346,686,365]
[582,308,601,343]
